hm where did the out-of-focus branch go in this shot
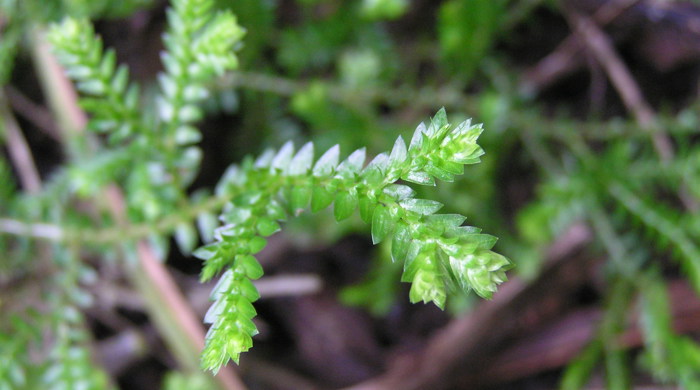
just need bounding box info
[0,217,63,239]
[0,195,228,244]
[567,12,671,158]
[30,26,247,390]
[30,28,87,158]
[567,11,698,211]
[1,94,41,193]
[5,85,60,141]
[521,0,640,95]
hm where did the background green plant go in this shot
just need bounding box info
[2,0,700,389]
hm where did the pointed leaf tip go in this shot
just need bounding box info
[346,148,366,171]
[313,144,340,176]
[271,141,294,170]
[289,142,314,175]
[389,136,407,167]
[428,107,448,136]
[409,122,427,151]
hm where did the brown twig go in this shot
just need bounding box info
[521,0,640,95]
[30,29,87,142]
[241,357,323,390]
[5,85,61,141]
[566,12,660,135]
[459,279,700,387]
[1,94,42,193]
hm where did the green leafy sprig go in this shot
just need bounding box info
[158,0,245,150]
[639,271,700,387]
[47,0,245,222]
[196,108,511,371]
[48,18,142,144]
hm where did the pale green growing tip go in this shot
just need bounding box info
[461,251,511,299]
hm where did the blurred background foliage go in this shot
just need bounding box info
[3,0,700,388]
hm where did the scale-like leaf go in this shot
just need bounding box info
[371,204,394,244]
[256,218,280,237]
[399,198,443,215]
[334,190,358,221]
[313,144,340,176]
[409,122,427,152]
[289,142,314,175]
[271,141,294,170]
[290,186,312,214]
[391,222,412,262]
[338,148,366,173]
[311,186,334,212]
[389,136,408,167]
